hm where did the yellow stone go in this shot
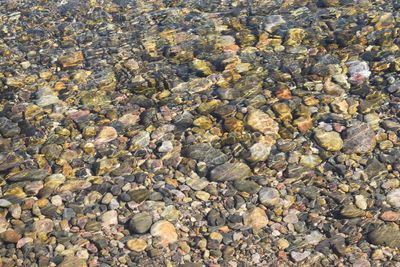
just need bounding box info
[83,143,96,155]
[83,126,97,138]
[4,187,26,198]
[379,140,393,150]
[127,239,147,252]
[193,117,213,130]
[209,232,223,242]
[24,105,42,120]
[285,28,305,46]
[314,129,343,151]
[330,98,348,114]
[224,117,244,132]
[36,199,49,208]
[197,100,221,115]
[192,59,213,76]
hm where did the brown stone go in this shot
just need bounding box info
[59,51,84,68]
[0,229,21,243]
[380,211,400,222]
[343,121,376,153]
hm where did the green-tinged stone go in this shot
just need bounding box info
[128,189,150,203]
[368,225,400,248]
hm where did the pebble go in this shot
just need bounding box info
[380,211,400,221]
[314,129,343,151]
[186,178,209,191]
[368,225,400,248]
[243,207,269,230]
[151,220,178,247]
[387,189,400,208]
[101,210,118,226]
[127,239,148,252]
[58,255,87,267]
[355,195,368,210]
[340,205,365,218]
[129,212,152,234]
[195,191,210,201]
[0,229,21,243]
[185,143,228,165]
[290,251,311,262]
[259,187,280,207]
[209,163,251,182]
[32,219,54,234]
[248,142,272,162]
[343,121,376,153]
[246,108,279,139]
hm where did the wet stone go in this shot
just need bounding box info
[0,152,24,171]
[259,187,280,207]
[368,225,400,248]
[343,121,376,153]
[387,189,400,208]
[8,169,48,182]
[150,220,178,247]
[127,238,148,252]
[58,255,87,267]
[314,129,343,151]
[0,229,21,243]
[128,189,150,203]
[185,143,228,165]
[340,205,365,218]
[129,212,152,234]
[234,179,260,194]
[209,163,251,182]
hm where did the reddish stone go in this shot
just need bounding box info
[276,88,292,99]
[67,110,90,120]
[380,211,400,221]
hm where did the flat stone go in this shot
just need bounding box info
[380,211,400,221]
[130,131,150,148]
[340,205,365,218]
[0,229,21,243]
[343,121,376,153]
[246,108,279,140]
[314,129,343,151]
[128,189,150,203]
[58,255,87,267]
[355,195,368,210]
[186,177,209,191]
[151,220,178,247]
[365,157,387,179]
[0,152,24,171]
[59,51,84,68]
[129,212,152,234]
[248,142,272,162]
[0,199,12,207]
[234,180,260,194]
[291,251,311,262]
[368,225,400,248]
[32,219,54,234]
[185,143,228,165]
[195,191,210,201]
[127,239,147,252]
[8,169,48,182]
[161,205,180,221]
[94,126,118,145]
[209,163,251,182]
[299,155,322,168]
